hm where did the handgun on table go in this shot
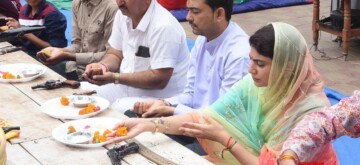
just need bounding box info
[31,80,80,90]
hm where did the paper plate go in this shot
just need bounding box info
[41,95,110,120]
[0,63,46,83]
[52,117,120,148]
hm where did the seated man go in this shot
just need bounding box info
[132,0,250,118]
[82,0,189,109]
[6,0,67,56]
[130,0,250,155]
[36,0,118,80]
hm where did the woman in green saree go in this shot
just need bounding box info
[107,22,338,164]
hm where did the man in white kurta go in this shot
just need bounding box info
[82,0,189,111]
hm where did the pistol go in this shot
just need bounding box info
[31,80,80,90]
[107,142,140,165]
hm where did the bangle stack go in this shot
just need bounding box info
[279,154,299,164]
[150,118,170,134]
[150,118,165,134]
[220,136,237,159]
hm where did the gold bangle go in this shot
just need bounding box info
[280,154,299,164]
[150,118,163,134]
[113,73,120,84]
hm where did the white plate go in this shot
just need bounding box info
[52,117,120,148]
[0,63,46,83]
[41,95,110,119]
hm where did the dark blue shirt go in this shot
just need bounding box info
[19,0,67,56]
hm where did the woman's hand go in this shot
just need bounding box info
[179,116,230,145]
[106,118,153,143]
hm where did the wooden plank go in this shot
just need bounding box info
[0,50,82,104]
[0,42,11,48]
[100,110,156,164]
[6,142,40,165]
[102,110,213,165]
[21,138,112,164]
[132,133,213,165]
[106,142,156,165]
[0,83,63,144]
[1,45,210,164]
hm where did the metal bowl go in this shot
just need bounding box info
[21,69,41,77]
[64,131,93,144]
[71,96,94,108]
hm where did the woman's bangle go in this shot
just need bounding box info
[228,140,237,151]
[150,118,162,133]
[220,136,236,159]
[279,154,299,164]
[225,136,232,148]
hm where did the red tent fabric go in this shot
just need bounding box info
[157,0,187,10]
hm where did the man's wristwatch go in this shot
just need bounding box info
[113,73,120,84]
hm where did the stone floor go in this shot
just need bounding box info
[180,0,360,96]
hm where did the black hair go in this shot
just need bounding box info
[205,0,233,21]
[249,24,275,59]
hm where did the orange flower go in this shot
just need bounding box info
[93,131,100,143]
[116,127,128,136]
[68,126,76,134]
[3,72,16,79]
[78,104,98,115]
[60,96,69,106]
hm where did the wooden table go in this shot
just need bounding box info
[0,42,212,165]
[312,0,360,60]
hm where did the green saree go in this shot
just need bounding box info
[191,22,338,165]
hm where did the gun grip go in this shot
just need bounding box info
[62,80,80,89]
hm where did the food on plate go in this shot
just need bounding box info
[92,129,112,143]
[21,69,41,77]
[65,131,92,144]
[0,72,20,79]
[68,125,76,134]
[78,103,100,115]
[60,96,70,106]
[116,127,128,136]
[71,95,93,107]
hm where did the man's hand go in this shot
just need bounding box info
[82,63,113,85]
[5,17,21,29]
[37,47,67,65]
[132,100,174,118]
[142,106,174,118]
